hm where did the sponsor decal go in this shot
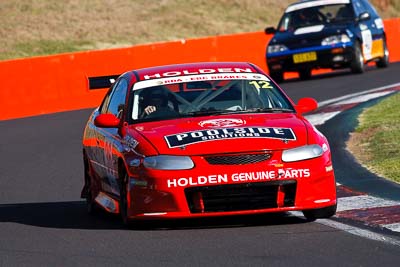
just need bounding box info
[374,18,384,29]
[361,29,373,60]
[165,127,296,148]
[133,73,268,90]
[123,136,139,152]
[325,165,333,172]
[359,23,368,31]
[199,118,246,128]
[167,168,310,187]
[143,68,254,80]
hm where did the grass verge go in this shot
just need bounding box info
[347,92,400,183]
[0,0,399,61]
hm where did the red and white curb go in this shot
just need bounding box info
[305,82,400,127]
[336,184,400,233]
[301,83,400,240]
[290,183,400,239]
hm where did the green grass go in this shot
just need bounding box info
[354,93,400,183]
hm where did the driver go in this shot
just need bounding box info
[143,91,166,116]
[140,86,177,118]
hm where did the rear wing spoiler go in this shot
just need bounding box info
[88,74,121,89]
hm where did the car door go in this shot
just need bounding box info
[94,78,129,196]
[361,0,386,59]
[353,0,384,60]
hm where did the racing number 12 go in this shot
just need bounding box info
[249,81,273,89]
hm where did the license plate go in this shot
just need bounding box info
[293,52,317,63]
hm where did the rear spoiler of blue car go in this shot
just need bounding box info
[88,75,120,90]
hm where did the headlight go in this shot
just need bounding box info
[321,34,350,45]
[282,144,324,162]
[268,44,288,54]
[143,155,194,170]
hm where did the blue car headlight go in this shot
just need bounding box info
[143,155,194,170]
[268,44,288,54]
[321,34,351,46]
[282,144,324,162]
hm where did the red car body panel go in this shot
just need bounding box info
[134,114,308,155]
[81,62,336,222]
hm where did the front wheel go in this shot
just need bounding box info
[302,204,337,221]
[83,156,99,215]
[350,42,365,74]
[119,172,130,226]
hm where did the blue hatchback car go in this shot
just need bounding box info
[265,0,389,82]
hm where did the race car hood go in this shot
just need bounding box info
[130,114,310,155]
[269,24,351,50]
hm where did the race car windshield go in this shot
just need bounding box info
[278,4,354,31]
[130,75,295,122]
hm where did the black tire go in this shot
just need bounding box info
[83,156,99,215]
[269,71,284,83]
[376,38,389,68]
[302,204,337,221]
[119,171,130,226]
[350,42,365,73]
[299,69,312,80]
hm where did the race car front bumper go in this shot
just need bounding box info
[267,44,354,72]
[124,153,337,220]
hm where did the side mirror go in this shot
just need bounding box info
[296,97,318,114]
[265,27,276,34]
[94,114,120,128]
[358,12,370,21]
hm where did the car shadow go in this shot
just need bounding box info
[281,66,377,83]
[126,212,309,231]
[0,201,310,230]
[0,201,121,229]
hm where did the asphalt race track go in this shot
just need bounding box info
[1,63,400,266]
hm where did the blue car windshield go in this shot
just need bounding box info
[278,4,355,31]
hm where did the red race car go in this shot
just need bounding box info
[81,62,337,224]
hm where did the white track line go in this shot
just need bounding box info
[305,111,340,126]
[318,219,400,246]
[289,211,400,245]
[305,83,400,126]
[317,82,400,107]
[383,223,400,232]
[332,91,394,105]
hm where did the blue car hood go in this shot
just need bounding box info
[269,23,352,50]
